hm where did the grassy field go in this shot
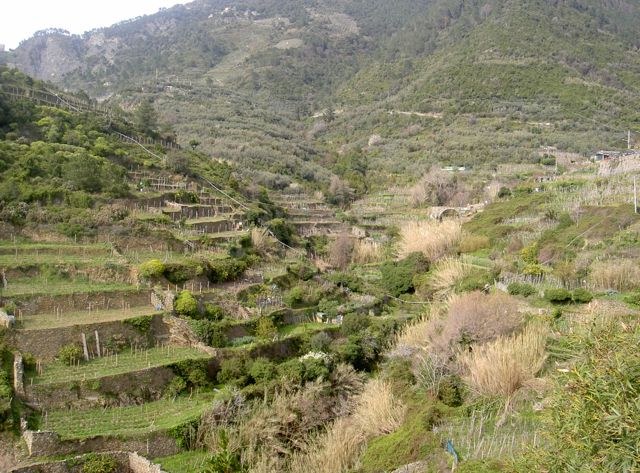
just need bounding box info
[20,306,157,330]
[32,346,210,385]
[0,241,112,253]
[156,451,211,473]
[0,253,119,267]
[0,278,135,297]
[44,392,216,440]
[279,322,327,337]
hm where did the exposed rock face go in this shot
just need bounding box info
[11,33,84,80]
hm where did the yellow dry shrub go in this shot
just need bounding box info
[587,259,640,291]
[352,239,383,264]
[351,379,405,436]
[287,379,405,473]
[251,227,273,255]
[287,419,363,473]
[398,219,462,261]
[459,322,548,397]
[427,258,470,299]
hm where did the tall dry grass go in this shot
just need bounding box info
[398,219,462,261]
[251,227,273,255]
[427,257,470,299]
[352,239,383,264]
[458,323,548,397]
[430,291,522,358]
[587,259,640,291]
[287,379,405,473]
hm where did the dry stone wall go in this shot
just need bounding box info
[9,452,168,473]
[25,366,177,409]
[11,290,152,316]
[23,430,179,458]
[11,314,166,360]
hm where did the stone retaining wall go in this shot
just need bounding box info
[26,366,177,409]
[10,290,152,316]
[9,451,168,473]
[23,430,179,458]
[12,314,167,360]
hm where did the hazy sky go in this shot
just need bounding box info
[1,0,189,50]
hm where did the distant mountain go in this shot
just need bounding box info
[5,0,640,188]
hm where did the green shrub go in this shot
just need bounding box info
[0,371,12,424]
[188,320,228,348]
[163,260,204,284]
[172,359,211,388]
[277,359,306,384]
[497,186,511,198]
[287,260,317,281]
[204,303,226,321]
[81,454,118,473]
[544,288,573,304]
[164,376,187,398]
[217,357,249,386]
[255,317,278,341]
[123,315,153,333]
[520,243,539,264]
[309,331,332,352]
[206,258,248,283]
[571,288,593,304]
[267,218,295,245]
[249,358,276,383]
[455,269,493,292]
[58,344,83,365]
[300,355,330,381]
[230,336,255,347]
[521,319,640,471]
[341,313,371,336]
[329,272,365,293]
[380,252,429,297]
[138,259,165,279]
[174,290,198,318]
[284,286,305,307]
[623,291,640,307]
[437,375,464,407]
[508,282,537,297]
[339,334,381,371]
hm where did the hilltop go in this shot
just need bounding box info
[4,0,640,190]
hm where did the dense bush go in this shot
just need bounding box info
[189,320,228,348]
[380,252,429,297]
[267,218,296,245]
[255,317,278,341]
[139,259,165,279]
[341,314,371,337]
[81,454,118,473]
[521,319,640,471]
[174,290,199,318]
[204,303,226,321]
[571,288,593,304]
[430,291,522,357]
[206,257,249,283]
[544,288,573,304]
[58,344,83,365]
[163,260,204,285]
[0,370,12,426]
[308,331,332,352]
[507,282,537,297]
[249,358,277,383]
[287,260,317,281]
[217,357,249,386]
